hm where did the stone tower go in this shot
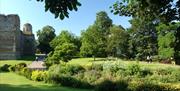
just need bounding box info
[22,23,35,56]
[23,23,33,35]
[0,14,35,60]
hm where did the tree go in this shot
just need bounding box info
[80,11,112,58]
[127,18,158,60]
[80,25,106,58]
[107,25,129,58]
[37,25,56,54]
[47,43,76,62]
[156,23,180,64]
[175,25,180,65]
[94,11,112,35]
[111,0,180,23]
[45,30,80,66]
[36,0,81,20]
[50,30,76,49]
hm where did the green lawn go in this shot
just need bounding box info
[0,72,91,91]
[0,58,180,91]
[0,60,32,67]
[69,58,180,69]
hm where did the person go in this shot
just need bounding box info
[147,55,152,63]
[147,56,150,63]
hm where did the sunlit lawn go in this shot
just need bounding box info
[69,58,180,69]
[0,60,32,67]
[0,58,180,91]
[0,72,91,91]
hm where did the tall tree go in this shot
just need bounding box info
[127,18,158,60]
[94,11,112,34]
[111,0,180,23]
[50,30,76,49]
[80,11,112,58]
[80,25,106,58]
[46,30,80,66]
[107,25,129,58]
[156,23,180,64]
[37,25,56,54]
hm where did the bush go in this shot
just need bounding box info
[83,70,102,85]
[127,64,141,75]
[95,80,117,91]
[90,64,103,71]
[14,62,27,72]
[20,67,32,79]
[57,76,92,88]
[139,68,152,77]
[65,65,85,75]
[155,68,172,75]
[95,79,129,91]
[171,69,180,81]
[134,82,178,91]
[8,65,15,72]
[31,70,47,81]
[0,64,11,72]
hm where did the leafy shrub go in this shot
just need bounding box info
[115,80,129,91]
[127,64,141,75]
[155,68,172,75]
[65,65,85,75]
[31,70,47,81]
[57,76,92,88]
[134,82,178,91]
[90,64,103,71]
[0,64,11,72]
[139,68,152,77]
[95,79,128,91]
[83,70,101,85]
[171,69,180,81]
[20,67,32,79]
[8,65,15,72]
[95,80,117,91]
[14,62,27,72]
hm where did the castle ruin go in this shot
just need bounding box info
[0,14,35,60]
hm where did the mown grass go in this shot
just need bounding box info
[69,58,180,69]
[0,60,32,67]
[0,58,180,91]
[0,72,91,91]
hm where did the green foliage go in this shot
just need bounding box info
[0,64,11,72]
[50,30,77,49]
[31,70,47,81]
[127,64,141,75]
[14,63,27,72]
[95,80,117,91]
[80,11,112,57]
[157,23,179,61]
[107,25,129,57]
[36,0,81,20]
[127,19,158,60]
[111,0,180,23]
[37,25,56,54]
[95,79,128,91]
[46,30,80,66]
[20,67,32,79]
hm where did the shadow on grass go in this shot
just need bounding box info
[0,84,91,91]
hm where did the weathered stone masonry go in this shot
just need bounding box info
[0,14,35,60]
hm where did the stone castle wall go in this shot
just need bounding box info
[0,14,35,60]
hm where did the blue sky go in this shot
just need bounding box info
[0,0,131,38]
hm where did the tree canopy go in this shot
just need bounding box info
[36,0,81,20]
[37,25,56,54]
[111,0,180,23]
